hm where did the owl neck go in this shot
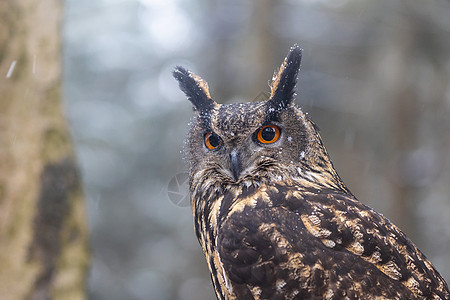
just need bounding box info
[189,162,351,242]
[292,154,352,196]
[299,118,353,196]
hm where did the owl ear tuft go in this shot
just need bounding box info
[173,66,216,113]
[268,45,302,109]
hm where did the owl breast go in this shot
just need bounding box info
[192,180,448,299]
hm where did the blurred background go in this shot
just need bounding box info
[63,0,450,299]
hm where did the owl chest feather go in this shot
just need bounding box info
[190,180,450,300]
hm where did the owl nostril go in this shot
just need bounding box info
[229,150,241,181]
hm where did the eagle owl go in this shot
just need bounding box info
[173,46,450,299]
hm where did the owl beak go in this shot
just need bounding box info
[229,150,241,181]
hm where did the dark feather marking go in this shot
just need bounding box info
[173,66,215,129]
[193,209,203,242]
[361,233,377,257]
[209,255,225,300]
[173,66,214,112]
[269,45,302,111]
[218,189,241,227]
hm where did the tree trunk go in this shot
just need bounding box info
[0,1,90,299]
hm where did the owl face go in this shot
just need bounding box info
[174,46,338,192]
[187,101,309,185]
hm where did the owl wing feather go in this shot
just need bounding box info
[217,185,449,299]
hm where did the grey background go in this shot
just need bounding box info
[64,0,450,299]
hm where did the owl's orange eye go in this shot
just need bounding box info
[204,132,222,150]
[257,125,281,144]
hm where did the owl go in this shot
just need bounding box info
[173,46,450,299]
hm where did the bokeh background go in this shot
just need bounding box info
[63,0,450,299]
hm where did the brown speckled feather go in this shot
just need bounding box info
[216,184,448,299]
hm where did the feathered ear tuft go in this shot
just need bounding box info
[268,45,302,109]
[173,66,216,113]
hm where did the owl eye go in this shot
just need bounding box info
[204,132,222,150]
[257,125,281,144]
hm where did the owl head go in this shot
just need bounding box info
[174,46,345,192]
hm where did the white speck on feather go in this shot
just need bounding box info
[299,151,305,160]
[287,136,292,142]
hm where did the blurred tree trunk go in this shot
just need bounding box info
[0,1,89,300]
